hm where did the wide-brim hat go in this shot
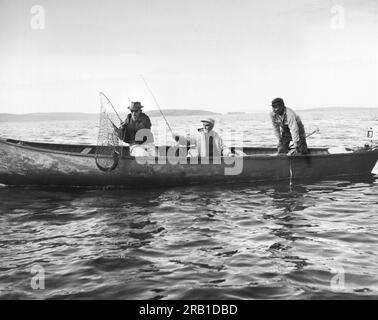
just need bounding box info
[128,101,144,111]
[201,118,215,126]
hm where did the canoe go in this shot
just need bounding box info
[0,137,377,186]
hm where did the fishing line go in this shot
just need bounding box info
[140,75,175,138]
[289,158,293,191]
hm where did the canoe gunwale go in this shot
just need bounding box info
[2,138,96,158]
[1,138,377,187]
[1,138,378,162]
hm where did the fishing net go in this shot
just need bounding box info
[95,92,123,172]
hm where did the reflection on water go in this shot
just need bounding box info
[1,175,378,299]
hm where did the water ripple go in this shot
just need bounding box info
[1,112,378,299]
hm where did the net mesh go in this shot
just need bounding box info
[95,93,123,171]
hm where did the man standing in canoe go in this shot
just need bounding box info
[173,118,233,157]
[118,101,155,156]
[270,97,308,155]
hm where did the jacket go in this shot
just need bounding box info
[119,113,154,144]
[270,107,306,147]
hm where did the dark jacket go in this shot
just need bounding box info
[119,113,154,144]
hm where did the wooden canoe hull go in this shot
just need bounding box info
[0,138,377,186]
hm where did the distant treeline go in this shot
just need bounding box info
[0,113,98,122]
[299,107,378,112]
[0,109,219,122]
[146,109,219,117]
[1,107,376,122]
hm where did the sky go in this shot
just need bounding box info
[0,0,377,114]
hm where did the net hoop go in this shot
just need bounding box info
[95,92,123,172]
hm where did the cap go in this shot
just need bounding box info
[271,97,284,107]
[201,118,215,126]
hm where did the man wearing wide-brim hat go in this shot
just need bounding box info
[173,117,233,157]
[270,97,308,155]
[118,101,155,156]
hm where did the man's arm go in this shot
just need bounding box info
[135,115,152,143]
[142,115,152,129]
[286,111,301,147]
[219,135,232,156]
[118,116,130,142]
[173,133,196,146]
[270,112,281,143]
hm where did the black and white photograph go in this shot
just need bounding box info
[0,0,378,304]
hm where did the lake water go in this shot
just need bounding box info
[0,110,378,299]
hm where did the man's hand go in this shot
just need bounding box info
[110,121,119,132]
[172,133,180,142]
[287,148,301,156]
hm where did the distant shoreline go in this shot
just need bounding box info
[298,107,378,112]
[0,107,377,122]
[0,109,219,122]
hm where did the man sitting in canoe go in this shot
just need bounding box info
[270,97,308,155]
[173,118,233,157]
[118,101,155,156]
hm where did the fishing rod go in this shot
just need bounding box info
[289,127,320,148]
[140,75,174,137]
[306,127,320,138]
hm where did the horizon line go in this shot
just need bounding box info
[1,106,378,116]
